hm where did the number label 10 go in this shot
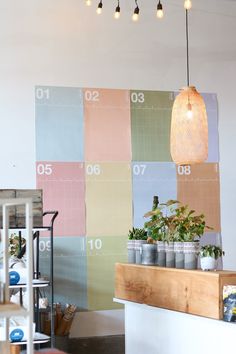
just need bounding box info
[87,239,102,251]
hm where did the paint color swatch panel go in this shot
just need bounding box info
[35,86,220,311]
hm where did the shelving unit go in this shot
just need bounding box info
[0,198,34,354]
[0,198,58,353]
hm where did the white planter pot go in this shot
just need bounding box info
[200,256,217,271]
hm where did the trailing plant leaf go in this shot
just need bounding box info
[199,244,225,259]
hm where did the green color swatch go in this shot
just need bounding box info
[131,90,174,161]
[87,235,127,310]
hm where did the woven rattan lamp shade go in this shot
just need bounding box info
[170,86,208,165]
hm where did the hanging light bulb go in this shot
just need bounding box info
[170,10,208,165]
[156,1,164,19]
[114,0,120,19]
[85,0,92,6]
[132,0,139,22]
[186,101,193,119]
[96,0,103,14]
[184,0,192,10]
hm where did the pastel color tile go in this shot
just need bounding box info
[200,232,222,247]
[35,86,84,162]
[85,162,132,237]
[84,88,131,161]
[131,90,174,161]
[36,162,86,237]
[201,93,219,163]
[132,162,177,228]
[39,236,87,309]
[177,163,221,232]
[87,236,127,310]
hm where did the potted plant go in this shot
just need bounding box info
[127,227,147,264]
[144,199,178,267]
[199,244,225,271]
[141,236,157,266]
[169,205,212,269]
[144,199,212,269]
[134,228,148,264]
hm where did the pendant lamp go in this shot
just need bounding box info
[170,10,208,166]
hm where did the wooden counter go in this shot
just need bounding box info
[115,263,236,319]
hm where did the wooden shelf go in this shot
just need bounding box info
[115,263,236,320]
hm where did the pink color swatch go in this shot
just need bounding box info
[36,162,86,236]
[84,88,131,161]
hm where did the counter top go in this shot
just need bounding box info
[115,263,236,319]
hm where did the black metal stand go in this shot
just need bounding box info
[16,210,59,349]
[42,211,58,348]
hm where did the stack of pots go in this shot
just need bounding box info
[128,239,199,269]
[156,240,199,269]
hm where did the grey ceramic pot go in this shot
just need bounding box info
[135,240,147,264]
[184,241,199,269]
[127,240,136,263]
[174,242,184,269]
[156,241,166,267]
[165,242,175,268]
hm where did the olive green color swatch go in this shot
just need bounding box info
[87,235,127,310]
[131,90,174,161]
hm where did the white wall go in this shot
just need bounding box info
[1,0,236,337]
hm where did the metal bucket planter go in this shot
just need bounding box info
[135,240,147,264]
[127,240,136,263]
[156,241,166,267]
[174,242,184,269]
[141,244,157,266]
[184,241,199,269]
[165,242,175,268]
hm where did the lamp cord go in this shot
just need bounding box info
[186,9,190,87]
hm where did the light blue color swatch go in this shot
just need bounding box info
[35,86,84,162]
[39,236,87,310]
[132,162,177,228]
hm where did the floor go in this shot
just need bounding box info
[59,335,125,354]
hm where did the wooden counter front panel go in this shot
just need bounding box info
[115,263,236,319]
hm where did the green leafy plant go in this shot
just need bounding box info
[199,244,225,259]
[9,233,26,257]
[144,199,212,243]
[128,227,147,240]
[171,205,212,242]
[144,199,179,242]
